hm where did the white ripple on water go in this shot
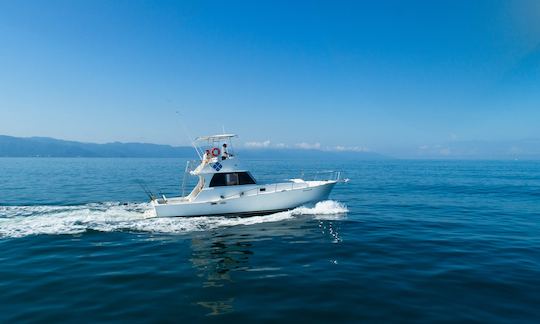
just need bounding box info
[0,200,348,238]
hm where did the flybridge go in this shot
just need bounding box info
[190,134,238,161]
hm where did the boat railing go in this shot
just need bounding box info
[219,171,347,201]
[243,171,344,198]
[299,170,344,182]
[181,160,202,196]
[220,181,308,200]
[186,160,202,173]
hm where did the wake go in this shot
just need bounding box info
[0,201,348,238]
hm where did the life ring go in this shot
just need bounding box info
[211,147,221,157]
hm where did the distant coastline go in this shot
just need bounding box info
[3,135,539,160]
[0,135,386,160]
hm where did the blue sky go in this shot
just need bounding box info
[0,0,539,157]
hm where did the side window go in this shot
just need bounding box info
[209,173,227,187]
[210,172,256,187]
[238,172,256,185]
[225,173,239,186]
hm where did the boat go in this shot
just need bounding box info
[151,134,343,217]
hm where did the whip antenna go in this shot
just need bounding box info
[175,111,202,160]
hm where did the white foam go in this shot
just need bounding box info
[0,200,348,238]
[291,200,349,218]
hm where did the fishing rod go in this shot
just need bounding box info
[136,180,156,201]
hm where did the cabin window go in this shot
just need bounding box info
[226,173,239,186]
[210,172,256,187]
[238,172,256,185]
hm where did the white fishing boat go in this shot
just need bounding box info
[151,134,343,217]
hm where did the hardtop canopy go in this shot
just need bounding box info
[195,134,238,142]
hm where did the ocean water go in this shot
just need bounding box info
[1,158,539,322]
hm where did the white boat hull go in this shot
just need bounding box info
[152,181,336,217]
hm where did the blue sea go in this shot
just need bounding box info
[1,158,539,322]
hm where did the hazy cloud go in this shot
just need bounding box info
[245,140,272,148]
[244,140,370,152]
[333,145,369,152]
[295,142,321,150]
[439,147,451,155]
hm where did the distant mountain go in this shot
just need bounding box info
[0,135,195,158]
[0,135,387,159]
